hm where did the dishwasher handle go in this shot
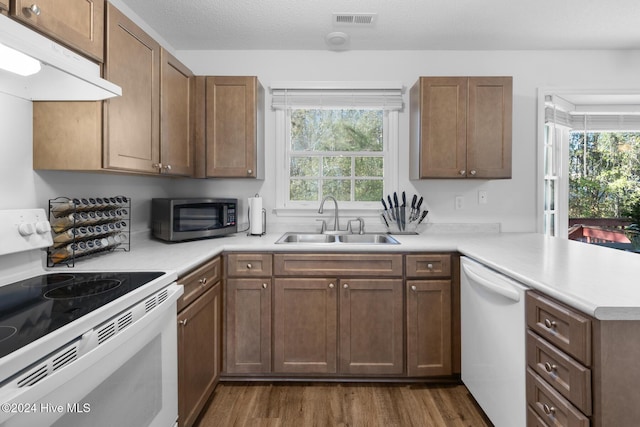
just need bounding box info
[462,260,521,302]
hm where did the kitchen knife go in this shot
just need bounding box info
[410,194,417,221]
[381,213,390,229]
[417,210,428,225]
[393,192,401,231]
[387,195,395,220]
[401,192,406,230]
[381,198,392,222]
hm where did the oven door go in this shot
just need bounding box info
[0,283,182,427]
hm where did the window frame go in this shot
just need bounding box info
[273,91,399,217]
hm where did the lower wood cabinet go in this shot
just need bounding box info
[273,277,404,376]
[177,257,222,427]
[224,278,272,374]
[406,280,452,376]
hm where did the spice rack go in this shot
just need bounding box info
[47,196,131,267]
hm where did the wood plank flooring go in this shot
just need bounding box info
[195,382,492,427]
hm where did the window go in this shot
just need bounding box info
[541,93,640,237]
[272,83,403,212]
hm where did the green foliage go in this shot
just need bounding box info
[569,132,640,218]
[289,109,384,202]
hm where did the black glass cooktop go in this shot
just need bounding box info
[0,271,163,359]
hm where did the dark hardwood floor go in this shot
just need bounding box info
[195,382,492,427]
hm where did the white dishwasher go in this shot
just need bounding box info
[460,256,529,427]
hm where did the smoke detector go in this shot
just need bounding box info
[325,31,350,50]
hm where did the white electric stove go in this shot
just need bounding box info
[0,209,182,427]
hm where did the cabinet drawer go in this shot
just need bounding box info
[177,257,221,312]
[527,368,590,427]
[274,253,403,277]
[405,254,451,277]
[527,331,591,415]
[226,253,272,277]
[526,292,592,366]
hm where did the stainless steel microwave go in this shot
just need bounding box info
[151,198,237,241]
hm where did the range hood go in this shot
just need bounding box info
[0,14,121,101]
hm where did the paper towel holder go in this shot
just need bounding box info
[248,194,266,236]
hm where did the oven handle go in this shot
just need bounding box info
[462,260,521,302]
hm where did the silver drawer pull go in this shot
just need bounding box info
[542,404,556,415]
[411,285,417,292]
[262,283,268,289]
[343,283,349,289]
[27,4,41,15]
[246,263,253,269]
[544,362,557,373]
[544,318,557,329]
[199,277,207,286]
[329,283,335,289]
[179,319,188,326]
[427,263,433,270]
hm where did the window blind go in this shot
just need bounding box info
[271,84,404,111]
[545,106,640,131]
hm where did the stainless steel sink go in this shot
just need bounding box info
[336,234,399,244]
[275,232,399,245]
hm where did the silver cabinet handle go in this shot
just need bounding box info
[459,170,466,176]
[343,283,349,289]
[179,319,188,326]
[544,318,557,329]
[246,263,253,269]
[199,277,207,286]
[262,283,268,289]
[329,283,335,289]
[164,164,172,171]
[411,285,417,292]
[542,404,556,415]
[152,163,162,169]
[544,362,557,373]
[427,263,434,270]
[470,170,477,176]
[247,169,253,175]
[27,4,41,15]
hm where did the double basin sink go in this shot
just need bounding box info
[276,232,399,245]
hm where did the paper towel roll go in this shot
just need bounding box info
[249,196,263,235]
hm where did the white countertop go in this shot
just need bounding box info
[61,230,640,321]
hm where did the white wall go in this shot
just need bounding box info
[2,48,639,233]
[177,49,640,232]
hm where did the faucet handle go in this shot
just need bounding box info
[315,219,327,234]
[347,218,366,234]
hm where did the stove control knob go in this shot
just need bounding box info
[35,221,52,234]
[18,222,35,236]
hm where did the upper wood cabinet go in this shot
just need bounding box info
[33,4,194,177]
[103,2,160,173]
[160,48,195,176]
[410,76,512,179]
[0,1,9,14]
[10,0,104,62]
[196,76,265,178]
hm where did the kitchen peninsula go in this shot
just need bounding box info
[70,229,640,427]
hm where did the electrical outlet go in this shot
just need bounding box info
[478,190,488,205]
[455,196,464,210]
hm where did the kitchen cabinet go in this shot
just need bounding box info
[176,257,221,427]
[224,253,272,374]
[526,290,640,427]
[409,76,512,179]
[406,254,454,377]
[32,3,194,177]
[10,0,104,62]
[0,1,8,14]
[195,76,265,178]
[273,253,404,376]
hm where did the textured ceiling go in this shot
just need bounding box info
[119,0,640,51]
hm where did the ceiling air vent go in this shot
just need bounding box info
[333,13,377,26]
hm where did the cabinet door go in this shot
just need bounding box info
[103,3,160,173]
[178,283,221,427]
[204,76,259,178]
[11,0,104,62]
[411,77,467,178]
[273,278,337,374]
[339,278,404,375]
[0,1,8,13]
[406,280,452,377]
[467,77,512,179]
[225,278,271,374]
[160,49,194,177]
